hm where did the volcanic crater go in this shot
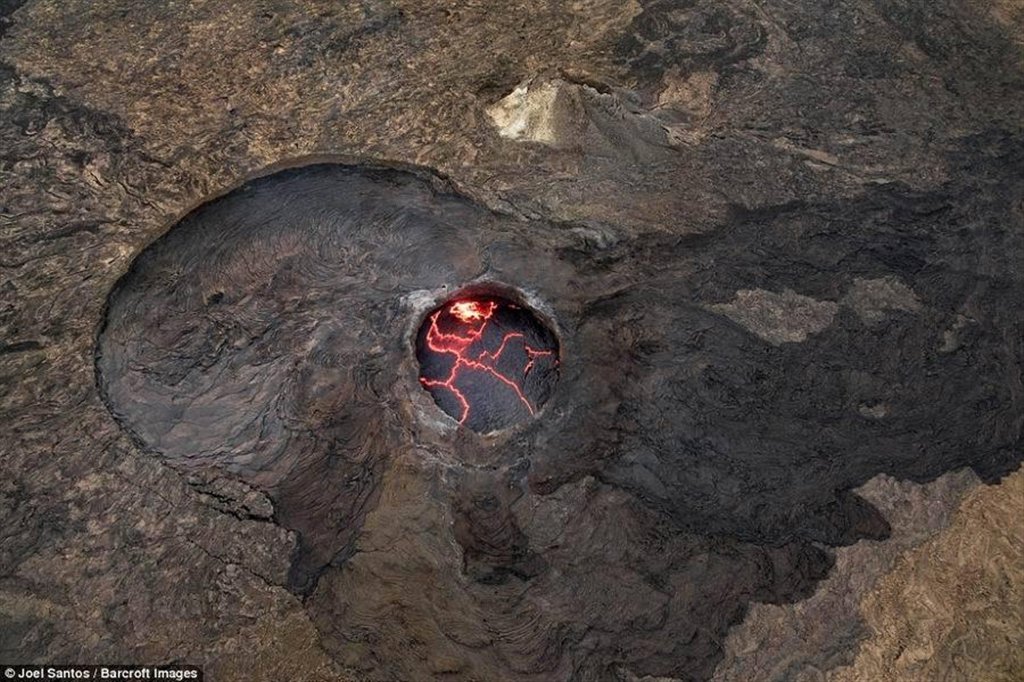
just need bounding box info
[92,161,1022,680]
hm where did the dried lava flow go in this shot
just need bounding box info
[416,297,559,432]
[93,162,1024,681]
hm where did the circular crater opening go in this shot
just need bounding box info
[416,293,559,433]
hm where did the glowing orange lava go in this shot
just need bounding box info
[417,297,557,428]
[449,299,494,323]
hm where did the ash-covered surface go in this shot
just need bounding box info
[94,162,1020,679]
[1,0,1023,679]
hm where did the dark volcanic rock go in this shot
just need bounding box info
[1,0,1022,679]
[93,160,1020,678]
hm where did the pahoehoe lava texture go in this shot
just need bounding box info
[96,162,1022,680]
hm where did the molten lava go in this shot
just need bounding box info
[449,299,493,323]
[416,295,559,432]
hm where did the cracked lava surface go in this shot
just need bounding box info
[417,296,559,432]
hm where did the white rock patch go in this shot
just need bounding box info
[486,80,563,144]
[843,276,922,323]
[711,289,839,345]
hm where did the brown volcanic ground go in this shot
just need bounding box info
[1,0,1022,680]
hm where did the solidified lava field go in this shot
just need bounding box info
[93,163,1022,680]
[3,0,1023,679]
